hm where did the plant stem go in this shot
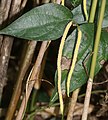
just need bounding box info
[81,0,106,120]
[30,50,48,112]
[83,0,88,21]
[78,90,107,99]
[89,0,98,23]
[5,41,37,120]
[66,88,80,120]
[89,2,106,79]
[16,41,48,120]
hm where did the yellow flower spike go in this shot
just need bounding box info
[67,26,82,97]
[83,0,88,21]
[57,21,72,114]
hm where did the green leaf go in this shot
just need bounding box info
[50,23,108,103]
[102,1,108,28]
[0,3,72,41]
[72,0,108,28]
[69,0,82,7]
[72,1,90,24]
[72,5,84,24]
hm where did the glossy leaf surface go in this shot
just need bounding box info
[0,3,72,41]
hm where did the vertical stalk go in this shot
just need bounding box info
[5,41,37,120]
[16,41,48,120]
[89,0,98,23]
[81,0,106,120]
[89,1,106,79]
[66,88,80,120]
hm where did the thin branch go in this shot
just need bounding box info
[78,90,107,99]
[93,79,108,85]
[89,0,98,23]
[16,41,48,120]
[5,41,37,120]
[66,88,80,120]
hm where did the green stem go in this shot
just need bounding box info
[27,103,60,119]
[90,0,106,80]
[30,89,38,111]
[82,1,106,120]
[89,0,98,23]
[78,90,107,99]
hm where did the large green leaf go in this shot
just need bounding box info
[50,23,108,103]
[0,3,72,41]
[72,0,108,28]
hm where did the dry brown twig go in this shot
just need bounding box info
[93,79,108,85]
[66,88,80,120]
[16,41,48,120]
[5,41,37,120]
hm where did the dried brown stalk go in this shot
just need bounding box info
[5,41,37,120]
[16,41,48,120]
[34,49,48,90]
[66,88,80,120]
